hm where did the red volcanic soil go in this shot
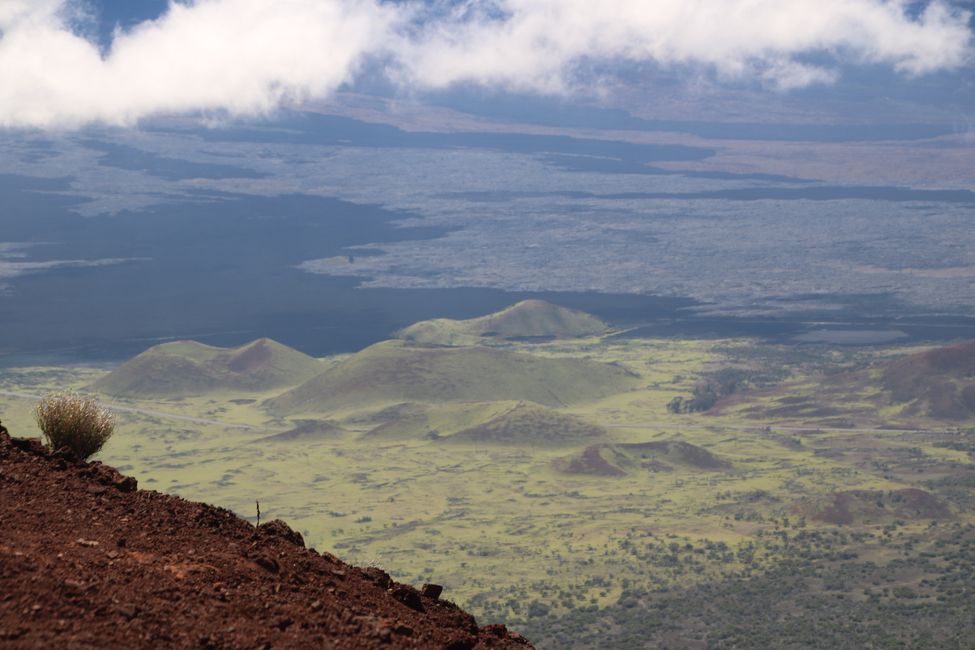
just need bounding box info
[0,430,532,649]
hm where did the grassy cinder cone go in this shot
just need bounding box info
[34,392,116,460]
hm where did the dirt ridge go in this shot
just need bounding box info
[0,429,532,649]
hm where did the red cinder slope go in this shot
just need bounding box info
[0,430,532,649]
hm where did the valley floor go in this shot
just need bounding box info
[1,336,973,647]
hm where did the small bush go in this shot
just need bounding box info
[34,392,116,459]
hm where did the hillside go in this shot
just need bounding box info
[398,300,608,346]
[356,400,607,446]
[716,339,975,424]
[881,340,975,420]
[358,401,516,441]
[555,440,731,477]
[445,402,607,446]
[0,429,532,649]
[255,419,349,443]
[92,338,324,398]
[795,488,951,526]
[267,340,638,416]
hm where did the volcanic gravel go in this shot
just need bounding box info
[0,430,532,649]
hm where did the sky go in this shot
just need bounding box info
[0,0,971,129]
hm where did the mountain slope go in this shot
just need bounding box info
[255,419,349,443]
[266,340,639,415]
[92,338,324,398]
[359,401,516,441]
[446,402,607,446]
[398,300,608,345]
[356,400,607,446]
[0,429,532,649]
[555,440,731,477]
[881,340,975,420]
[718,339,975,424]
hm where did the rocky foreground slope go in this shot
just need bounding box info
[0,429,532,649]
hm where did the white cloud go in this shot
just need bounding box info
[0,0,63,28]
[393,0,973,91]
[0,0,971,129]
[0,0,397,128]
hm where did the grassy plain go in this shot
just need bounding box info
[1,333,973,647]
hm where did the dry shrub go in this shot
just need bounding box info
[34,392,116,459]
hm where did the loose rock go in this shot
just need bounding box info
[0,429,533,648]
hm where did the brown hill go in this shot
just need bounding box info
[445,402,607,446]
[881,340,975,420]
[254,419,348,443]
[555,440,731,477]
[0,429,532,649]
[716,339,975,425]
[796,489,951,525]
[92,338,325,399]
[554,444,628,477]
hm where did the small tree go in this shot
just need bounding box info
[34,392,116,460]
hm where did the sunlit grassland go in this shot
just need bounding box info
[1,335,973,629]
